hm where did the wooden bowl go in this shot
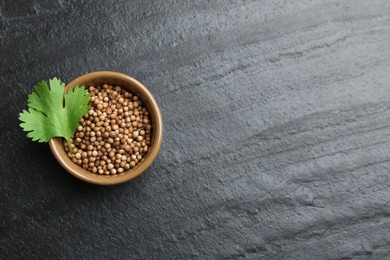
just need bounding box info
[49,71,163,185]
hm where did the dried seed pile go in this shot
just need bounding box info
[64,84,152,175]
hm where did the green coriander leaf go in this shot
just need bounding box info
[19,77,90,153]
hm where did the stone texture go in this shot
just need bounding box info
[1,0,390,259]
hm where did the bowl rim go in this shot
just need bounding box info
[49,71,163,185]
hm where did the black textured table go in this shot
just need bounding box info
[1,1,390,259]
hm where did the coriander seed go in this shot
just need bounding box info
[64,84,152,175]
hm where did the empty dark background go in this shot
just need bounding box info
[1,0,390,259]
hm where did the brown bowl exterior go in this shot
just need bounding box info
[49,71,163,185]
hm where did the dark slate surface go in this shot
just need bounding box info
[1,0,390,259]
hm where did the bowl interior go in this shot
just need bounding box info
[49,71,162,185]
